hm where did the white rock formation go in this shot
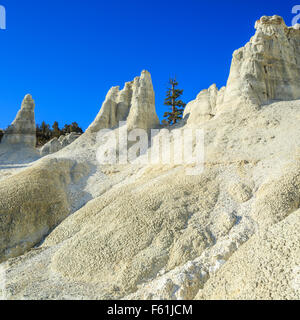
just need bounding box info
[184,15,300,125]
[87,70,159,133]
[40,133,81,156]
[126,70,159,131]
[1,94,36,147]
[40,138,61,156]
[223,15,300,106]
[183,84,225,124]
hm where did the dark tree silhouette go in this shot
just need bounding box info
[0,129,4,143]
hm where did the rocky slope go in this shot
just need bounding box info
[0,16,300,300]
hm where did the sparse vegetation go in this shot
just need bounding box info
[163,78,186,125]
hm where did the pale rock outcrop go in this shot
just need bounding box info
[40,138,61,156]
[223,15,300,106]
[185,15,300,126]
[40,133,81,156]
[1,95,36,147]
[60,132,81,148]
[183,84,225,124]
[87,70,159,133]
[126,70,159,131]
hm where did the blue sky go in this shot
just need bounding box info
[0,0,298,130]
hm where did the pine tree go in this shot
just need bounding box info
[70,122,83,134]
[52,121,60,137]
[163,78,186,125]
[63,124,71,134]
[41,121,51,137]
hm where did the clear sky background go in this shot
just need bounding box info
[0,0,298,130]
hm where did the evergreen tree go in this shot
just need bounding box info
[0,129,4,143]
[163,78,186,125]
[62,124,71,134]
[41,121,51,138]
[52,121,60,137]
[70,122,83,134]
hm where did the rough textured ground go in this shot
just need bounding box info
[1,98,300,300]
[196,209,300,300]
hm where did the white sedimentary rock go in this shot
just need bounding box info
[87,70,159,132]
[185,15,300,126]
[40,138,61,156]
[183,84,225,124]
[126,70,159,131]
[40,132,81,156]
[1,94,36,147]
[224,15,300,106]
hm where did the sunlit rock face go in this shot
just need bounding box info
[184,15,300,126]
[183,84,225,124]
[40,133,81,156]
[87,70,159,133]
[223,15,300,106]
[1,94,36,147]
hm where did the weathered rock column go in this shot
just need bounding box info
[87,70,160,133]
[2,94,36,147]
